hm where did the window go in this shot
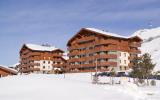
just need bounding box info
[124,66,127,70]
[48,61,50,64]
[120,66,122,70]
[43,66,45,69]
[43,61,45,63]
[124,53,126,57]
[124,60,126,64]
[120,60,121,63]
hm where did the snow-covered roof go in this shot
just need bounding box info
[25,44,58,52]
[0,65,18,74]
[85,28,129,39]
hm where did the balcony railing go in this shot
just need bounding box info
[130,49,141,54]
[95,39,118,45]
[76,36,95,43]
[68,61,117,69]
[129,42,141,47]
[21,67,40,72]
[52,64,65,67]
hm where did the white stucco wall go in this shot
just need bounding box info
[34,60,53,71]
[117,51,130,71]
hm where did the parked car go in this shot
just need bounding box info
[94,72,111,77]
[116,72,129,77]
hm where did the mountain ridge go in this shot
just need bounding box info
[133,27,160,71]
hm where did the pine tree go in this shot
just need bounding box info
[130,53,156,86]
[141,53,156,85]
[130,57,142,81]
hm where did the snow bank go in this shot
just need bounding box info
[0,73,159,100]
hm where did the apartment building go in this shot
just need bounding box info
[20,44,67,73]
[67,28,142,72]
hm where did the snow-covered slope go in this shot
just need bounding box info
[0,73,159,100]
[133,27,160,71]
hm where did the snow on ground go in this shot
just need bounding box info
[0,73,160,100]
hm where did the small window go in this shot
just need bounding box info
[124,66,127,70]
[43,61,45,63]
[124,53,126,57]
[120,66,122,70]
[43,66,45,69]
[124,60,126,64]
[48,61,50,64]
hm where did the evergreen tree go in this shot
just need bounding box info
[130,53,156,86]
[141,53,156,85]
[130,56,142,83]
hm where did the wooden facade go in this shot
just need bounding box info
[67,28,142,73]
[0,66,17,77]
[19,44,67,73]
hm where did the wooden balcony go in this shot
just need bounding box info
[129,42,141,47]
[76,36,95,43]
[21,68,40,72]
[52,53,63,57]
[130,49,141,54]
[94,54,117,59]
[53,64,65,67]
[68,61,117,69]
[68,51,79,56]
[95,39,118,45]
[28,63,40,66]
[68,58,80,63]
[97,62,117,67]
[128,56,138,60]
[94,46,118,52]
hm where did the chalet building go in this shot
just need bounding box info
[67,28,142,73]
[0,65,17,78]
[19,44,67,74]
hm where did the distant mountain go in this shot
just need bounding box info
[133,27,160,71]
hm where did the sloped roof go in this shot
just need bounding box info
[25,44,58,52]
[0,65,18,75]
[67,28,142,46]
[85,28,129,38]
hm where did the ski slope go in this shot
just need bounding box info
[133,27,160,71]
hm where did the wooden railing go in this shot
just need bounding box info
[129,42,141,47]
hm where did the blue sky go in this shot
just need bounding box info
[0,0,160,66]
